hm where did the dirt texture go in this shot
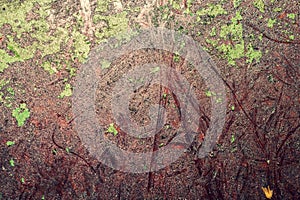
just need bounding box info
[0,0,299,199]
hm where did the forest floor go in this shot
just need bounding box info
[0,0,299,199]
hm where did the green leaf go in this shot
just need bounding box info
[205,90,216,97]
[107,123,118,136]
[267,18,276,28]
[12,103,30,127]
[6,141,15,146]
[9,159,15,167]
[58,83,72,98]
[253,0,265,13]
[231,105,235,111]
[230,135,235,143]
[287,13,296,20]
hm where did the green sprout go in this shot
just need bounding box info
[21,177,25,183]
[65,147,70,153]
[287,13,296,20]
[231,105,235,111]
[12,103,30,127]
[106,123,118,136]
[267,18,276,28]
[6,141,15,147]
[205,90,216,97]
[173,53,180,62]
[58,83,72,98]
[9,159,15,167]
[253,0,265,13]
[52,149,58,155]
[231,134,235,143]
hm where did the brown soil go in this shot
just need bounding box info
[0,0,299,199]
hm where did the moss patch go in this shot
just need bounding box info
[58,83,72,98]
[12,103,30,127]
[253,0,265,13]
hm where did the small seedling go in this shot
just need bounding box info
[106,123,118,136]
[12,103,30,127]
[58,83,72,98]
[205,90,216,97]
[9,159,15,167]
[7,87,14,96]
[65,147,70,153]
[159,143,164,147]
[287,13,296,20]
[21,177,25,183]
[6,141,15,146]
[52,148,58,155]
[173,54,180,62]
[230,134,235,143]
[231,105,235,111]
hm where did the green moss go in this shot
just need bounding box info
[287,13,296,20]
[216,11,245,65]
[267,18,276,28]
[9,159,15,167]
[95,0,109,13]
[12,103,30,127]
[6,141,15,147]
[42,62,57,75]
[233,0,243,8]
[253,0,265,13]
[183,0,194,15]
[217,42,245,65]
[210,27,216,36]
[196,4,227,18]
[220,11,243,40]
[273,7,282,12]
[0,0,93,75]
[171,0,181,10]
[58,83,72,98]
[0,0,60,72]
[206,38,218,46]
[71,31,91,63]
[93,0,129,43]
[246,43,262,63]
[106,123,118,136]
[0,79,14,107]
[0,35,38,72]
[0,1,36,37]
[220,22,243,41]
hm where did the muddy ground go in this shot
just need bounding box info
[0,0,299,199]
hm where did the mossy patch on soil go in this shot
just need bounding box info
[12,103,30,127]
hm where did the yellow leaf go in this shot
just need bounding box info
[262,186,273,199]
